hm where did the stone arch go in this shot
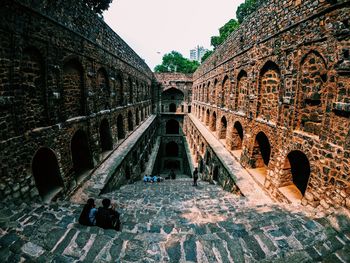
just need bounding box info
[213,79,218,104]
[116,74,124,105]
[210,111,217,131]
[297,50,328,136]
[96,68,109,111]
[252,131,271,168]
[128,110,133,131]
[128,77,133,104]
[99,118,113,152]
[166,119,179,134]
[257,61,280,123]
[201,107,205,122]
[231,121,244,150]
[20,47,47,130]
[206,109,210,126]
[236,70,248,113]
[71,129,94,179]
[219,116,227,140]
[32,147,64,200]
[166,141,179,157]
[206,81,210,103]
[117,114,125,140]
[63,58,84,119]
[135,108,140,126]
[169,103,176,112]
[283,150,311,196]
[222,75,230,107]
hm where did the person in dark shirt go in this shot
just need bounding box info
[96,198,120,231]
[193,167,199,186]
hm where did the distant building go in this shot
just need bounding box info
[190,46,208,63]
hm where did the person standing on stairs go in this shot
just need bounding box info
[193,167,199,186]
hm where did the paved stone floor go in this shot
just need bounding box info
[1,176,350,262]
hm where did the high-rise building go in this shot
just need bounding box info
[190,45,208,63]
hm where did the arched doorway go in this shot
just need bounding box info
[32,148,63,200]
[283,151,311,196]
[252,132,271,168]
[166,119,180,134]
[210,112,217,131]
[231,121,244,150]
[99,119,113,152]
[128,111,133,131]
[117,114,125,140]
[169,103,176,112]
[166,141,179,157]
[213,166,219,182]
[220,116,227,140]
[71,130,93,179]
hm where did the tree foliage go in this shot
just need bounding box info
[154,51,199,73]
[84,0,113,14]
[201,50,214,63]
[210,19,240,49]
[236,0,266,24]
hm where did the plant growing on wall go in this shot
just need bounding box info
[84,0,113,14]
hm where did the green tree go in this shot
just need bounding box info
[201,50,213,63]
[84,0,113,14]
[236,0,266,24]
[210,19,240,49]
[154,51,199,73]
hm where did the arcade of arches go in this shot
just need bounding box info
[1,0,349,213]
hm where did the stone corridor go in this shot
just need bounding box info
[1,176,350,262]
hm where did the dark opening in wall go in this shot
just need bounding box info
[287,150,311,195]
[128,111,133,131]
[220,116,227,139]
[213,166,219,181]
[210,112,217,131]
[253,132,271,167]
[32,147,63,200]
[166,141,179,157]
[188,106,191,113]
[117,114,125,140]
[166,119,179,134]
[99,119,113,151]
[169,103,176,112]
[71,130,94,179]
[231,121,244,150]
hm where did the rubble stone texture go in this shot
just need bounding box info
[0,0,349,261]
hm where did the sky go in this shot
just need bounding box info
[104,0,245,71]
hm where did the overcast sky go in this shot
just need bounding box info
[104,0,245,71]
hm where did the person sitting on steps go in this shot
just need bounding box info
[78,198,97,226]
[96,198,121,231]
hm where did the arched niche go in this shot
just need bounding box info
[99,118,113,152]
[219,116,227,140]
[166,141,179,157]
[71,129,94,179]
[117,114,125,140]
[32,147,64,201]
[128,111,133,131]
[258,61,280,123]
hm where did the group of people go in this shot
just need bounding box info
[79,198,120,231]
[143,174,164,183]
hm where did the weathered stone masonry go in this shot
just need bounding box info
[190,0,350,209]
[0,0,156,202]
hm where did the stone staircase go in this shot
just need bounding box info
[1,177,349,262]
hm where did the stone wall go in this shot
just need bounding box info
[191,0,350,209]
[0,0,155,202]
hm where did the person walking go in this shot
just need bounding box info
[193,167,199,186]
